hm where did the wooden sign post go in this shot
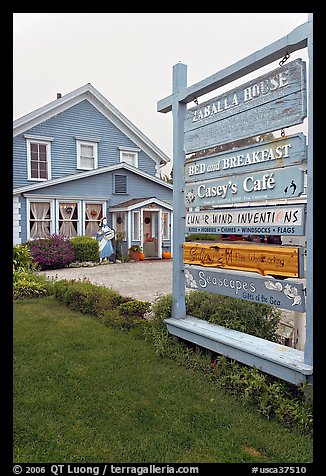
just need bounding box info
[158,16,313,386]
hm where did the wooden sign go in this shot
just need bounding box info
[184,59,306,154]
[184,265,306,312]
[186,204,306,236]
[184,133,306,182]
[184,165,304,207]
[183,242,304,278]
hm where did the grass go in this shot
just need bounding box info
[13,297,313,463]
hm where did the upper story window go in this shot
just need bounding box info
[25,135,53,181]
[76,139,98,170]
[119,147,140,168]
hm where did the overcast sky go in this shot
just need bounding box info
[13,13,309,174]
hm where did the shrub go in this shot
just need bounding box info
[13,270,54,300]
[27,234,75,270]
[186,291,281,341]
[54,279,127,316]
[147,293,312,434]
[118,300,150,318]
[70,236,99,263]
[13,244,35,271]
[185,233,221,242]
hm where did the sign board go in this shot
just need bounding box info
[183,242,304,278]
[184,265,306,312]
[185,204,306,236]
[184,165,305,207]
[184,133,306,182]
[184,59,307,154]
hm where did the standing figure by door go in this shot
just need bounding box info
[96,217,115,262]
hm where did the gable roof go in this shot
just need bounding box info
[13,83,170,167]
[13,162,173,195]
[110,197,173,211]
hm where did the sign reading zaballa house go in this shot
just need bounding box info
[184,59,306,154]
[184,266,306,312]
[185,204,306,236]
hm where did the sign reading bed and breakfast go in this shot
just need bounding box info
[184,133,306,182]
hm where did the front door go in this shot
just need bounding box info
[143,210,158,258]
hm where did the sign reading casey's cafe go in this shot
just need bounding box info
[184,165,304,207]
[184,59,306,154]
[183,242,304,278]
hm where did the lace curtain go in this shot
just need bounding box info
[59,203,77,237]
[85,204,102,236]
[30,202,50,239]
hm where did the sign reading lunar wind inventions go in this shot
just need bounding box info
[184,265,306,312]
[184,133,306,182]
[184,59,307,154]
[183,242,304,278]
[186,204,306,236]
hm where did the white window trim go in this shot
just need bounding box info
[132,211,141,241]
[26,137,52,181]
[162,211,170,241]
[56,199,82,236]
[82,201,106,235]
[26,197,55,241]
[76,139,98,171]
[119,148,139,168]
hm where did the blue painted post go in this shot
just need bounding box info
[304,14,313,367]
[171,63,187,319]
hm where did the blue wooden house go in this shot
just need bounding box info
[13,83,173,259]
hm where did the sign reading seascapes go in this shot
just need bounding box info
[184,133,306,182]
[184,265,306,312]
[184,59,307,154]
[184,166,304,207]
[183,242,304,278]
[185,204,306,236]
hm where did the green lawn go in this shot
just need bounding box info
[13,297,313,463]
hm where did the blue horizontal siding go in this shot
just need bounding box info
[13,100,157,188]
[27,169,172,204]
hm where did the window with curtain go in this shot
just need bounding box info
[85,203,103,236]
[58,202,78,237]
[29,201,51,239]
[76,140,98,170]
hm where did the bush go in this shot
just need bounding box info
[185,233,221,242]
[13,270,54,300]
[54,278,127,316]
[27,234,75,270]
[186,291,281,341]
[70,236,99,263]
[13,244,35,271]
[146,293,312,434]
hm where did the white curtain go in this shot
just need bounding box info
[30,202,50,239]
[85,204,102,236]
[59,203,77,237]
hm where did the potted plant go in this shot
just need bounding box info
[128,244,143,262]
